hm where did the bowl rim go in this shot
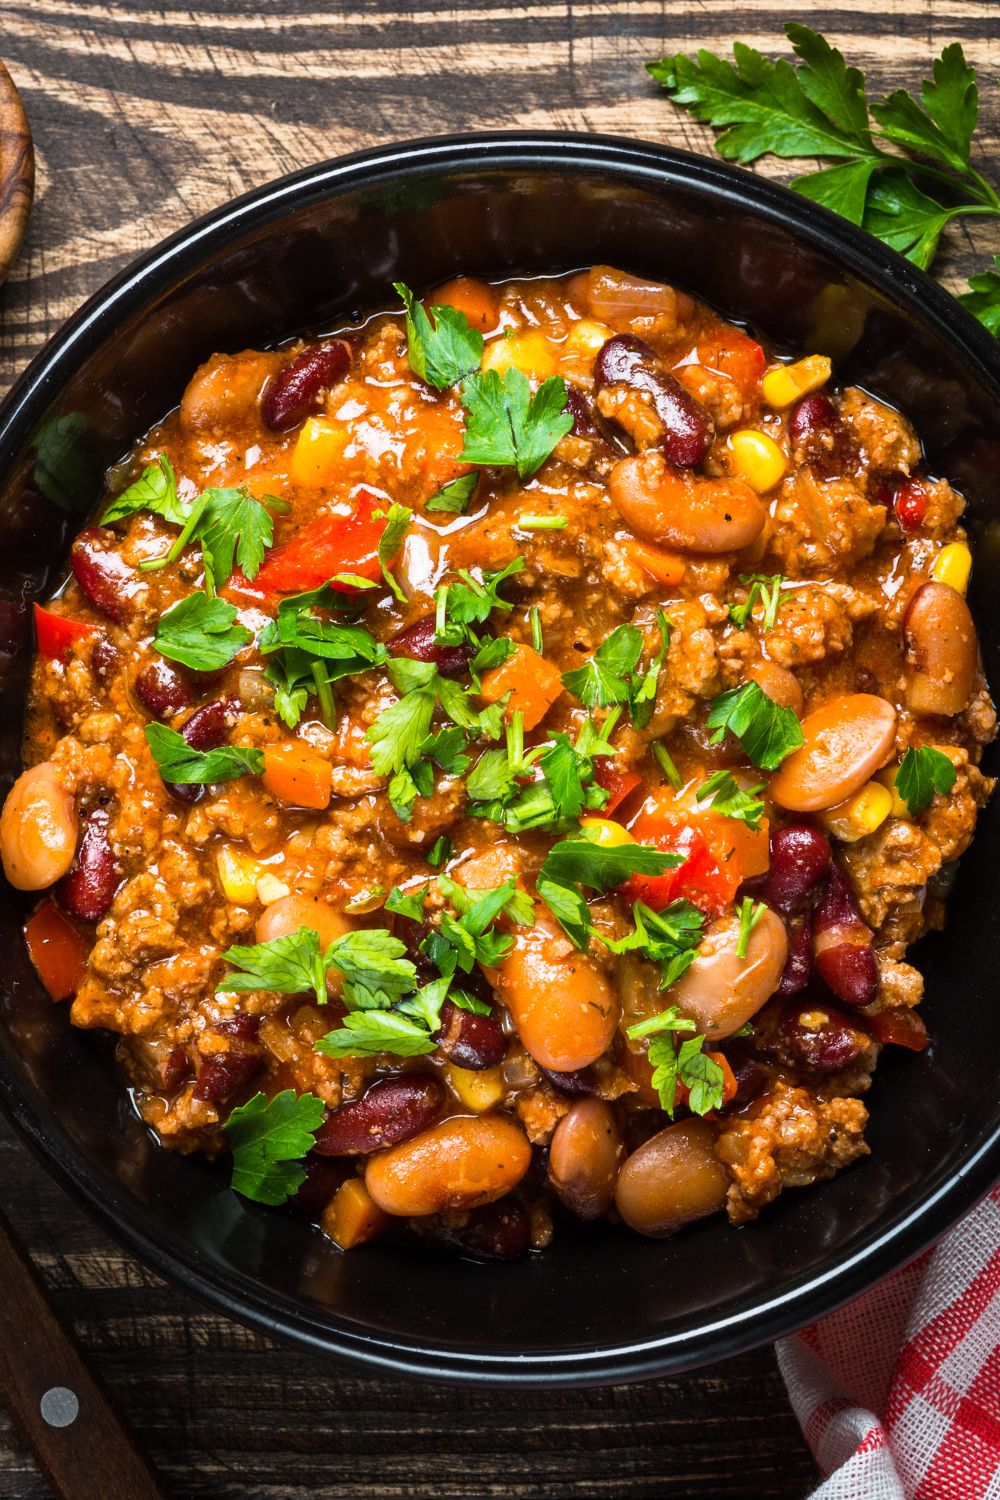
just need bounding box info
[1,129,999,1386]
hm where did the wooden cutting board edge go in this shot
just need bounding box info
[0,59,33,287]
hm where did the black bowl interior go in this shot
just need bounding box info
[1,134,998,1384]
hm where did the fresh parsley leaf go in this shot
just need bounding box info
[154,592,252,672]
[676,1035,726,1116]
[630,611,672,730]
[425,473,479,515]
[562,625,643,709]
[385,885,430,923]
[102,454,188,527]
[394,282,483,389]
[398,974,453,1033]
[959,257,1000,335]
[736,896,767,959]
[376,503,412,603]
[316,1010,437,1058]
[538,838,682,949]
[625,1007,724,1118]
[605,900,705,991]
[465,747,514,803]
[327,928,417,1010]
[142,485,288,594]
[258,581,387,725]
[427,835,453,869]
[263,651,314,730]
[218,928,329,1005]
[870,42,978,175]
[894,745,957,816]
[705,681,803,771]
[729,574,789,633]
[367,675,437,777]
[535,876,592,951]
[696,770,766,830]
[862,170,956,269]
[460,368,573,480]
[223,1090,325,1206]
[446,557,525,629]
[145,723,263,785]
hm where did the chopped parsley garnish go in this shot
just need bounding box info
[728,574,790,632]
[895,745,957,816]
[736,896,767,958]
[705,681,803,771]
[145,723,263,784]
[102,453,188,527]
[465,711,615,833]
[537,836,681,949]
[315,1007,442,1060]
[519,515,568,532]
[459,368,573,480]
[217,925,417,1010]
[652,741,683,790]
[141,484,289,594]
[437,557,525,640]
[394,282,484,389]
[626,1007,725,1119]
[604,899,705,991]
[696,769,766,829]
[530,606,544,654]
[375,502,412,603]
[154,592,252,672]
[223,1089,325,1205]
[258,581,387,729]
[425,473,479,515]
[561,614,671,727]
[427,835,454,868]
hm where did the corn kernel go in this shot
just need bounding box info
[578,816,635,849]
[256,873,290,905]
[290,416,349,486]
[444,1063,504,1112]
[481,330,557,381]
[820,781,893,843]
[564,319,613,357]
[875,766,910,820]
[761,355,832,409]
[930,543,972,596]
[727,429,787,494]
[217,846,264,904]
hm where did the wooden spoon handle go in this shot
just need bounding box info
[0,1208,168,1500]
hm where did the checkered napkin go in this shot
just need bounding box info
[777,1187,1000,1499]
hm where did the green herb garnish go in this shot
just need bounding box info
[154,592,252,672]
[394,282,484,389]
[894,745,957,816]
[696,769,766,829]
[102,454,188,527]
[145,723,262,785]
[460,368,573,480]
[705,681,803,771]
[728,574,790,633]
[425,473,479,515]
[223,1090,325,1205]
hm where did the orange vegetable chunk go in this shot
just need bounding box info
[478,642,563,730]
[24,900,89,1001]
[262,743,333,810]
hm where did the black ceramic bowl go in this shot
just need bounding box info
[1,134,998,1386]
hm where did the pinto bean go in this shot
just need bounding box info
[193,1050,262,1103]
[435,1000,506,1071]
[548,1098,623,1221]
[812,862,878,1008]
[413,1199,531,1261]
[55,805,120,922]
[134,659,193,720]
[388,617,472,678]
[364,1113,532,1217]
[595,334,713,467]
[255,893,353,948]
[614,1118,728,1237]
[769,695,896,813]
[537,1064,601,1097]
[1,762,78,891]
[261,340,353,431]
[609,452,766,554]
[747,660,804,715]
[903,581,977,717]
[495,913,619,1072]
[71,527,145,623]
[780,1001,871,1073]
[668,906,788,1038]
[313,1076,444,1156]
[759,824,832,913]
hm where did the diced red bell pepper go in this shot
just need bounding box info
[239,490,391,597]
[623,814,742,916]
[866,1008,930,1052]
[24,900,89,1001]
[592,759,642,815]
[34,603,96,659]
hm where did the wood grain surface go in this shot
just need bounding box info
[0,59,34,286]
[0,3,997,1496]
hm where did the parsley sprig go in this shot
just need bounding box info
[138,480,289,594]
[258,579,386,729]
[466,710,617,834]
[605,899,705,991]
[561,613,671,728]
[626,1008,725,1118]
[223,1090,325,1205]
[460,368,574,480]
[145,723,263,784]
[705,681,803,771]
[394,282,484,389]
[696,769,766,829]
[154,592,252,673]
[537,836,682,950]
[894,745,957,816]
[728,575,790,633]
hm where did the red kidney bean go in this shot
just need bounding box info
[91,635,118,682]
[434,1000,506,1071]
[564,386,600,440]
[537,1064,601,1097]
[788,394,858,479]
[871,470,928,531]
[780,1001,871,1073]
[134,659,193,720]
[261,339,353,432]
[71,527,144,623]
[55,805,120,923]
[812,862,878,1008]
[388,617,472,678]
[777,916,813,995]
[719,1053,768,1114]
[289,1154,352,1219]
[162,1046,193,1092]
[414,1199,531,1262]
[313,1075,443,1156]
[193,1049,262,1103]
[760,824,832,913]
[215,1013,261,1042]
[594,334,713,467]
[181,697,237,750]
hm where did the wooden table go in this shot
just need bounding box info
[1,3,996,1495]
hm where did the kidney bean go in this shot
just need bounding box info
[548,1098,623,1221]
[777,916,813,995]
[760,824,832,913]
[161,1046,193,1092]
[388,617,472,678]
[788,394,857,479]
[780,1001,871,1073]
[55,805,120,922]
[71,527,145,623]
[668,906,787,1039]
[434,1000,506,1071]
[134,659,193,720]
[313,1075,444,1156]
[747,660,803,716]
[261,339,353,432]
[91,635,119,682]
[719,1053,767,1115]
[537,1064,601,1097]
[215,1013,261,1042]
[365,1114,532,1216]
[495,913,619,1072]
[872,470,928,531]
[904,581,977,717]
[193,1049,262,1103]
[769,694,897,814]
[614,1118,728,1238]
[415,1198,531,1262]
[595,333,713,467]
[609,453,765,554]
[812,863,878,1008]
[180,696,237,751]
[0,762,78,891]
[563,386,600,440]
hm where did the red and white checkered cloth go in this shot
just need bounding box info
[777,1186,1000,1499]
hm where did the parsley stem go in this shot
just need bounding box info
[530,605,544,654]
[519,515,568,531]
[507,710,524,770]
[139,490,211,580]
[311,662,337,729]
[652,741,683,790]
[434,584,449,642]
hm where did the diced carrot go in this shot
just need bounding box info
[698,812,771,880]
[34,604,96,659]
[24,900,89,1001]
[262,743,333,810]
[592,759,642,815]
[692,327,766,395]
[478,642,563,731]
[322,1177,388,1250]
[624,540,686,588]
[428,276,499,333]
